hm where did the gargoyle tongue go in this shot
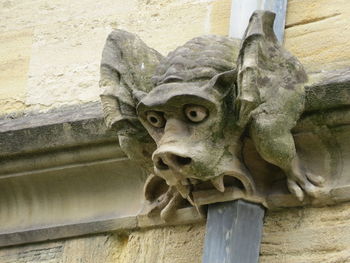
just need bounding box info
[211,175,225,192]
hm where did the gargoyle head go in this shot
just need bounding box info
[137,39,255,198]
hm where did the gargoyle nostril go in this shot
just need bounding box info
[175,156,192,166]
[155,157,169,170]
[153,152,192,170]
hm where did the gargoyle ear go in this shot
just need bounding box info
[100,30,164,132]
[207,70,237,99]
[241,10,278,45]
[235,10,307,128]
[237,10,307,83]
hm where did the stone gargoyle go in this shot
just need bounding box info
[100,11,350,220]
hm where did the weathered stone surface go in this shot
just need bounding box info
[0,0,138,32]
[261,202,350,263]
[210,0,232,36]
[109,224,206,263]
[0,225,205,263]
[0,0,234,115]
[0,103,145,246]
[26,19,111,110]
[0,29,32,114]
[2,202,350,263]
[285,0,350,72]
[1,0,349,115]
[1,0,350,115]
[0,234,112,263]
[0,102,109,155]
[121,202,350,263]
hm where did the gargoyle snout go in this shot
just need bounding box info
[153,151,192,171]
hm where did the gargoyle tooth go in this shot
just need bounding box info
[186,194,196,207]
[175,183,190,199]
[211,176,225,192]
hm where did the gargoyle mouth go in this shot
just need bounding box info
[172,171,256,208]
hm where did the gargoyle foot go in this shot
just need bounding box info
[286,157,325,201]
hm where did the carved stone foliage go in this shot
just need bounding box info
[100,11,350,220]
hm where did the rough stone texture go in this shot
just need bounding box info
[0,29,32,113]
[285,0,350,72]
[0,234,112,263]
[109,224,206,263]
[0,0,231,115]
[2,202,350,263]
[0,225,206,263]
[261,202,350,263]
[1,0,349,114]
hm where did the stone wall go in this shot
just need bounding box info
[1,0,349,115]
[1,0,350,262]
[1,202,350,262]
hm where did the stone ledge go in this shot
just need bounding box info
[0,207,204,248]
[0,102,117,157]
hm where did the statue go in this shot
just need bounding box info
[100,11,339,220]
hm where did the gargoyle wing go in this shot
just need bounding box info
[100,30,180,219]
[100,29,164,173]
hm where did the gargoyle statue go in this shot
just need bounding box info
[100,11,325,220]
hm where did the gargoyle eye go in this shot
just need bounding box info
[146,111,166,128]
[184,105,208,123]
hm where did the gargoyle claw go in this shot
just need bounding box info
[287,179,304,201]
[306,172,325,186]
[287,170,325,201]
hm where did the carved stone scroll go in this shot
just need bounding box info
[100,11,350,221]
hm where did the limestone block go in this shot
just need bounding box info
[110,224,206,263]
[261,202,350,263]
[24,0,212,111]
[113,203,350,263]
[61,235,112,263]
[0,226,205,263]
[0,234,111,263]
[0,0,138,32]
[1,0,350,114]
[118,1,211,55]
[0,243,64,263]
[26,18,115,109]
[0,29,32,114]
[285,0,350,71]
[210,0,231,35]
[1,203,350,262]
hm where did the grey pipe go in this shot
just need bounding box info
[229,0,288,43]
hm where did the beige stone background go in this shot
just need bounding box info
[1,203,350,263]
[1,0,350,116]
[1,0,350,262]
